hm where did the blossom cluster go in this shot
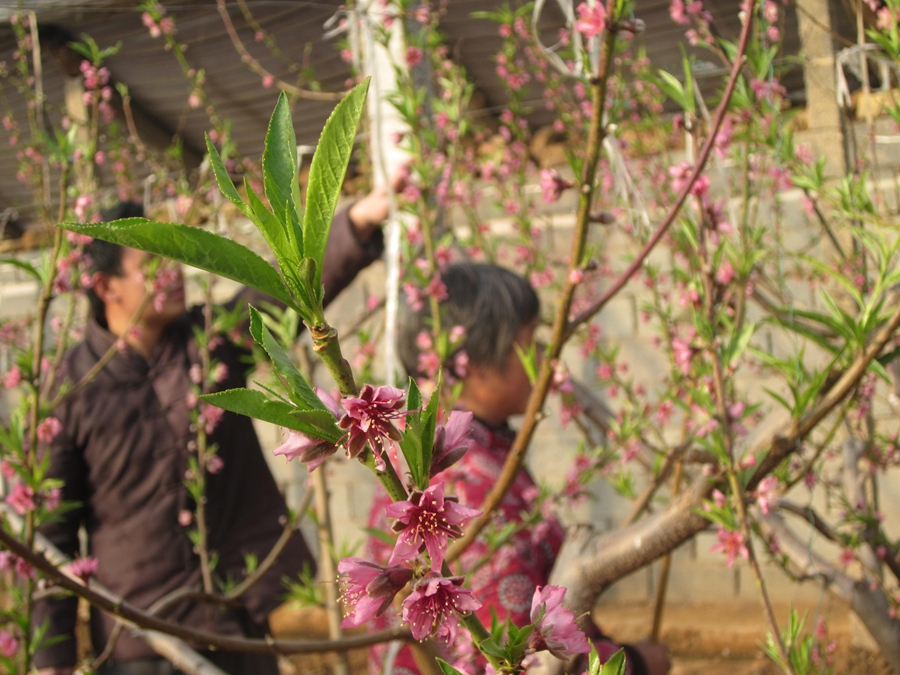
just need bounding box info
[337,477,588,664]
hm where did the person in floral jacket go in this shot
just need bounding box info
[367,263,670,675]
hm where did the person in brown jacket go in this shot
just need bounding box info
[35,191,392,675]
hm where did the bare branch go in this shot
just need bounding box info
[0,520,412,655]
[775,500,843,544]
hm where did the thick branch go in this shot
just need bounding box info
[543,294,900,618]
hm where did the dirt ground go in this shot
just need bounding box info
[271,599,892,675]
[592,600,891,675]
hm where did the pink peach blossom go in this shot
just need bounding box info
[386,481,481,571]
[340,385,407,465]
[529,585,591,659]
[574,2,607,38]
[401,573,481,643]
[37,417,63,443]
[338,557,413,628]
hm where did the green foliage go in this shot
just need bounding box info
[514,340,539,385]
[62,218,295,309]
[248,306,321,410]
[282,563,323,607]
[763,609,832,675]
[398,375,441,490]
[201,388,339,441]
[67,33,122,65]
[62,80,370,328]
[435,659,466,675]
[476,610,535,672]
[304,79,370,293]
[0,258,43,284]
[649,49,696,115]
[751,347,832,419]
[588,646,627,675]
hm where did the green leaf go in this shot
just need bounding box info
[244,178,286,255]
[803,255,864,309]
[868,357,891,383]
[0,258,43,283]
[721,322,755,367]
[406,377,422,413]
[763,387,795,415]
[248,306,321,410]
[200,388,332,438]
[680,47,696,114]
[303,79,370,290]
[419,370,441,480]
[514,341,539,385]
[818,291,859,344]
[206,135,254,223]
[244,179,305,304]
[588,644,602,675]
[290,409,343,441]
[263,92,302,256]
[61,219,295,310]
[399,378,426,487]
[297,257,321,318]
[600,649,627,675]
[656,70,688,110]
[435,659,466,675]
[361,526,395,545]
[477,638,508,658]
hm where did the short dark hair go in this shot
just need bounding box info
[84,201,144,326]
[398,263,539,378]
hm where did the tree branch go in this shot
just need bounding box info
[0,524,411,655]
[542,292,900,619]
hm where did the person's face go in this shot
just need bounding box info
[98,248,185,329]
[472,319,539,423]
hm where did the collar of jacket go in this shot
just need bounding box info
[84,313,191,382]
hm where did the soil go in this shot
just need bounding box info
[271,599,893,675]
[593,600,892,675]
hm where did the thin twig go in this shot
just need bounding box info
[215,0,343,102]
[621,441,691,527]
[447,9,619,565]
[312,463,351,675]
[46,287,154,411]
[775,500,842,544]
[91,621,125,670]
[226,489,314,601]
[565,5,755,338]
[149,588,236,617]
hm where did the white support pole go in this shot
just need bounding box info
[354,1,413,386]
